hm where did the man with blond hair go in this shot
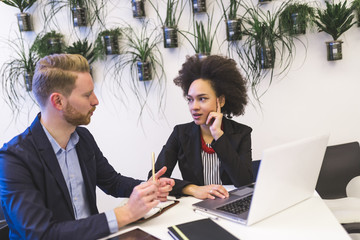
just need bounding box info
[0,54,174,239]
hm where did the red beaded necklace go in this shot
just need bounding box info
[200,124,223,154]
[201,135,215,154]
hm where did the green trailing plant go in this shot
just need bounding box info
[0,36,39,116]
[111,22,166,119]
[314,0,355,41]
[66,39,98,65]
[1,0,37,12]
[279,2,315,35]
[237,1,296,102]
[30,31,65,58]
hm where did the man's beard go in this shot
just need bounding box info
[63,103,95,126]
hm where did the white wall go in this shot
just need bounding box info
[1,0,360,213]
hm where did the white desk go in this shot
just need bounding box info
[101,194,351,240]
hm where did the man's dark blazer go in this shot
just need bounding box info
[0,114,142,240]
[149,117,253,196]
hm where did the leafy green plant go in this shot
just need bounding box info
[30,31,65,58]
[94,28,122,58]
[149,0,186,27]
[66,39,98,65]
[314,0,355,41]
[181,12,221,55]
[1,0,37,12]
[1,36,38,116]
[279,2,315,35]
[220,0,241,20]
[351,0,360,26]
[121,23,163,76]
[237,1,296,101]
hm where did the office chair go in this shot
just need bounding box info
[315,142,360,238]
[0,203,9,240]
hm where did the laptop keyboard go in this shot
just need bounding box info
[217,195,253,215]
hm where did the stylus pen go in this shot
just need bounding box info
[152,152,155,182]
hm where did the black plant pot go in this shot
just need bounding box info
[103,35,120,55]
[132,0,145,18]
[16,13,32,32]
[47,38,63,54]
[137,61,152,81]
[163,26,178,48]
[226,19,242,41]
[326,40,343,61]
[72,7,87,27]
[289,13,306,35]
[192,0,206,14]
[256,43,275,69]
[24,71,33,92]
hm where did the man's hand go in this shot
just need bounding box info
[149,166,175,202]
[114,181,159,227]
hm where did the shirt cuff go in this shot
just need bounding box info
[105,210,118,234]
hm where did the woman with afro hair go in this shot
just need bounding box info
[149,54,253,199]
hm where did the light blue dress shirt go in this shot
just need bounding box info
[42,124,118,233]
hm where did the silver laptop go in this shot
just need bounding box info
[193,134,329,226]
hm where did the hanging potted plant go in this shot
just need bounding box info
[279,2,315,35]
[132,0,146,18]
[194,21,213,58]
[95,28,122,56]
[1,0,37,32]
[0,36,38,116]
[31,31,65,58]
[111,22,166,119]
[182,12,221,58]
[121,24,163,81]
[70,0,88,27]
[44,0,106,29]
[149,0,186,48]
[220,0,242,41]
[314,0,355,61]
[238,2,296,101]
[352,0,360,27]
[192,0,206,14]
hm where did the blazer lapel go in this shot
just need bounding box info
[219,118,236,176]
[30,114,74,218]
[76,137,98,214]
[184,123,204,185]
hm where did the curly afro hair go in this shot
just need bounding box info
[173,55,248,117]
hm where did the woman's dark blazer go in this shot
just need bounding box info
[149,117,253,196]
